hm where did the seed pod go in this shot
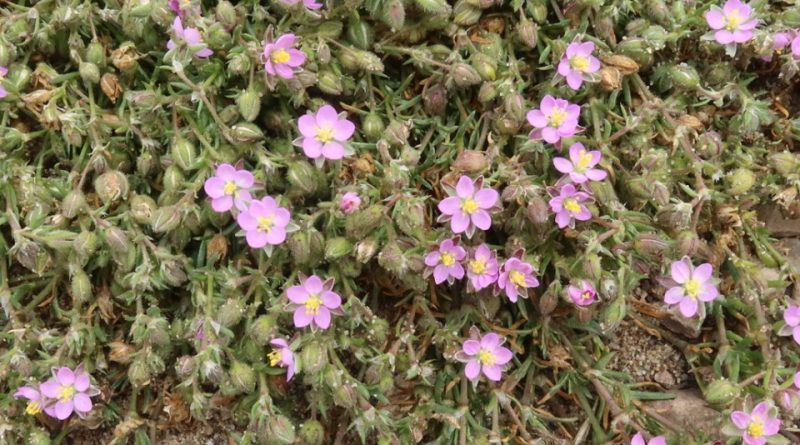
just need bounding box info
[325,237,354,260]
[267,415,296,445]
[287,160,322,197]
[29,429,51,445]
[104,226,129,255]
[129,194,158,225]
[538,286,558,316]
[288,228,324,268]
[531,1,547,22]
[218,298,245,328]
[503,90,526,121]
[361,112,385,141]
[94,170,129,203]
[71,269,92,305]
[471,53,496,81]
[162,165,185,192]
[347,17,374,50]
[634,233,670,256]
[378,240,408,277]
[298,420,325,445]
[517,17,538,48]
[79,62,100,84]
[422,83,447,116]
[300,341,328,374]
[230,122,264,143]
[696,131,723,159]
[601,295,626,334]
[171,137,197,171]
[250,315,279,346]
[453,150,488,174]
[603,55,639,75]
[380,0,405,30]
[493,114,521,135]
[414,0,451,15]
[161,259,187,287]
[599,67,622,91]
[236,88,261,122]
[725,168,756,196]
[453,0,481,25]
[769,151,799,175]
[617,38,653,68]
[317,69,344,95]
[675,230,700,257]
[393,197,426,236]
[216,1,239,29]
[450,63,481,87]
[128,356,151,388]
[230,361,256,394]
[62,190,86,218]
[355,236,380,263]
[385,120,410,147]
[73,231,99,260]
[668,63,700,90]
[703,379,740,407]
[477,82,497,104]
[151,206,181,233]
[345,205,384,239]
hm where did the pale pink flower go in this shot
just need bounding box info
[13,386,45,417]
[793,34,800,58]
[557,41,600,90]
[663,257,719,318]
[466,244,499,291]
[705,0,758,45]
[436,175,499,238]
[631,432,666,445]
[167,17,213,58]
[553,143,607,184]
[287,275,342,330]
[568,280,597,306]
[269,338,296,381]
[497,257,539,303]
[456,331,513,382]
[778,305,800,345]
[548,183,592,229]
[526,95,580,145]
[236,196,291,248]
[424,238,467,285]
[730,401,781,445]
[203,163,254,212]
[340,192,361,214]
[280,0,323,9]
[295,105,355,163]
[263,34,305,79]
[38,365,99,420]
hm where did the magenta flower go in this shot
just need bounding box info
[424,238,467,285]
[269,338,296,381]
[557,41,600,90]
[13,386,45,417]
[168,0,196,18]
[437,175,499,238]
[631,433,666,445]
[167,17,213,58]
[0,66,7,99]
[778,305,800,345]
[236,196,291,248]
[295,104,355,163]
[280,0,323,9]
[497,257,540,303]
[39,365,98,420]
[553,143,607,184]
[340,192,361,214]
[568,280,597,306]
[204,163,254,212]
[263,34,305,79]
[548,183,592,229]
[457,331,513,382]
[663,257,719,318]
[730,401,781,445]
[466,244,499,291]
[526,95,580,145]
[705,0,758,45]
[287,275,342,330]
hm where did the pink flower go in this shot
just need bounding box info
[203,163,254,212]
[167,17,213,58]
[730,401,781,445]
[295,104,355,163]
[340,192,361,214]
[424,238,467,285]
[38,365,99,420]
[497,257,539,303]
[466,244,499,291]
[457,331,513,382]
[263,34,305,79]
[762,32,795,61]
[168,0,196,18]
[553,143,607,184]
[437,175,499,238]
[13,386,45,417]
[568,280,597,306]
[548,183,592,229]
[269,338,296,381]
[0,66,7,99]
[557,41,600,90]
[526,95,580,145]
[280,0,323,9]
[705,0,758,45]
[793,34,800,58]
[777,372,800,416]
[664,257,719,318]
[631,433,666,445]
[287,275,342,330]
[778,305,800,345]
[236,196,291,248]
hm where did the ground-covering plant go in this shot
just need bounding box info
[1,0,800,444]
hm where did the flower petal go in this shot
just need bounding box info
[664,287,685,304]
[493,346,513,365]
[305,275,324,294]
[731,411,751,429]
[455,176,475,198]
[679,297,698,318]
[482,364,502,381]
[57,367,76,386]
[480,333,500,349]
[54,400,74,420]
[464,360,480,380]
[473,188,498,209]
[462,340,480,355]
[293,307,314,328]
[314,306,331,329]
[73,393,93,413]
[671,260,691,284]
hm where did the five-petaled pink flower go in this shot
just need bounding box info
[466,244,499,291]
[424,238,467,285]
[557,41,600,90]
[287,275,343,330]
[779,305,800,345]
[39,365,98,420]
[631,432,666,445]
[167,17,213,58]
[497,257,540,303]
[296,104,355,163]
[457,331,513,382]
[269,338,296,381]
[0,66,8,99]
[236,196,291,248]
[204,163,254,212]
[705,0,758,45]
[340,192,361,214]
[568,280,597,306]
[437,175,499,238]
[263,34,306,79]
[548,183,592,229]
[730,401,781,445]
[526,95,581,145]
[280,0,323,10]
[664,257,719,318]
[553,143,607,184]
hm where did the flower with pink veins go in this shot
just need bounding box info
[13,385,45,417]
[663,257,719,318]
[457,331,513,382]
[39,365,98,420]
[268,338,296,381]
[526,95,581,145]
[466,244,499,291]
[548,183,592,229]
[263,34,306,79]
[568,280,597,306]
[730,401,781,445]
[0,66,8,99]
[340,192,361,214]
[424,238,467,285]
[497,257,540,303]
[705,0,758,45]
[553,143,607,184]
[437,175,499,238]
[296,104,355,163]
[204,163,254,212]
[280,0,323,10]
[631,432,666,445]
[236,196,291,248]
[778,305,800,345]
[167,17,213,58]
[557,41,601,90]
[287,275,342,330]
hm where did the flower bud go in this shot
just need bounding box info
[325,237,354,261]
[703,379,740,407]
[471,53,496,81]
[652,181,670,206]
[414,0,451,15]
[450,63,481,87]
[769,151,799,176]
[634,233,670,256]
[301,341,328,374]
[227,51,251,75]
[345,205,384,239]
[230,360,256,394]
[94,170,129,203]
[317,69,344,95]
[171,137,197,171]
[104,226,130,255]
[71,268,92,305]
[129,194,158,225]
[250,315,278,346]
[73,231,99,260]
[517,17,538,48]
[333,383,358,408]
[582,254,602,282]
[230,122,264,143]
[423,83,447,116]
[161,259,187,287]
[62,189,86,218]
[298,420,325,445]
[378,240,408,277]
[668,63,700,90]
[601,295,626,334]
[493,114,521,135]
[288,229,324,268]
[777,389,800,417]
[380,0,405,30]
[617,38,653,68]
[79,62,100,84]
[287,161,322,198]
[725,168,756,196]
[355,236,380,263]
[349,49,384,73]
[526,196,550,226]
[347,17,374,50]
[175,355,196,379]
[128,356,151,388]
[151,206,181,233]
[163,165,185,192]
[29,430,51,445]
[393,197,426,236]
[453,150,488,174]
[538,286,558,316]
[267,415,296,445]
[453,0,481,25]
[675,230,700,257]
[477,82,497,104]
[362,113,385,141]
[696,131,723,159]
[218,298,245,328]
[216,1,239,29]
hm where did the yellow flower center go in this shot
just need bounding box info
[461,198,479,214]
[268,350,282,367]
[469,259,486,275]
[563,198,582,214]
[223,181,238,196]
[575,150,593,171]
[509,270,527,288]
[726,10,742,31]
[477,348,497,367]
[440,252,455,266]
[257,216,274,232]
[549,108,567,127]
[581,291,593,301]
[59,386,75,401]
[747,419,764,439]
[570,55,590,72]
[316,126,334,143]
[304,294,322,315]
[25,401,42,416]
[271,49,291,64]
[684,278,701,299]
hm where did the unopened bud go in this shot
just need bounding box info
[300,341,328,374]
[216,1,239,29]
[384,120,410,147]
[94,170,129,203]
[71,269,92,305]
[287,161,322,198]
[675,230,700,256]
[317,69,344,95]
[104,226,130,255]
[325,237,354,260]
[414,0,451,15]
[79,62,100,84]
[453,150,488,174]
[517,17,538,48]
[378,240,408,277]
[769,151,799,176]
[298,420,325,445]
[345,205,384,239]
[696,131,723,159]
[129,194,158,225]
[601,295,626,334]
[471,53,496,81]
[362,113,385,141]
[73,231,99,260]
[538,286,558,316]
[230,360,256,394]
[175,355,196,378]
[218,298,244,328]
[725,168,756,196]
[703,379,741,407]
[62,190,86,218]
[477,82,497,104]
[151,206,181,233]
[288,229,324,268]
[393,197,426,236]
[161,259,187,287]
[526,196,550,226]
[634,233,670,255]
[599,67,622,91]
[230,122,264,143]
[668,63,700,90]
[423,83,447,116]
[355,236,380,263]
[128,356,151,388]
[450,63,481,87]
[453,0,481,25]
[171,137,197,171]
[250,315,278,346]
[380,0,405,30]
[234,88,261,122]
[267,415,296,445]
